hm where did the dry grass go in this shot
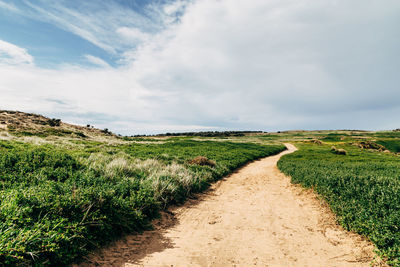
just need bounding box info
[188,156,216,167]
[82,153,202,206]
[354,141,386,151]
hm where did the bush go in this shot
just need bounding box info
[47,118,61,127]
[102,128,111,135]
[331,146,347,155]
[354,141,385,151]
[188,156,216,167]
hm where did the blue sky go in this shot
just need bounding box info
[0,0,178,68]
[0,0,400,135]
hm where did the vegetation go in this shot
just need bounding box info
[132,130,264,138]
[2,110,400,266]
[47,118,61,127]
[278,143,400,265]
[0,139,284,265]
[188,156,216,167]
[376,139,400,153]
[330,145,347,155]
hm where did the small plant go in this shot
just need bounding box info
[354,141,385,151]
[47,118,61,127]
[75,132,87,138]
[308,139,323,145]
[331,146,347,155]
[102,128,111,134]
[188,156,216,167]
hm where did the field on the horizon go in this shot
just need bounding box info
[0,110,400,266]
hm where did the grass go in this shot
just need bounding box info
[376,139,400,153]
[278,143,400,265]
[0,139,285,265]
[3,117,400,266]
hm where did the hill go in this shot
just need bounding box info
[0,110,114,139]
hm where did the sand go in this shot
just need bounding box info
[79,144,382,267]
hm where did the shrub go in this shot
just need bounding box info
[102,128,111,135]
[354,141,385,151]
[331,146,347,155]
[307,139,323,145]
[188,156,216,167]
[47,118,61,127]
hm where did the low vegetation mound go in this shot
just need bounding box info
[278,144,400,265]
[307,139,324,145]
[188,156,216,167]
[354,141,386,151]
[330,146,347,155]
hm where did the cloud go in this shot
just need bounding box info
[117,27,149,43]
[1,0,400,134]
[0,0,18,12]
[84,55,110,68]
[124,0,400,131]
[18,0,186,55]
[0,40,34,65]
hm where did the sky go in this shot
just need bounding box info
[0,0,399,135]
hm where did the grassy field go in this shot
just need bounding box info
[278,143,400,265]
[0,138,284,265]
[2,111,400,266]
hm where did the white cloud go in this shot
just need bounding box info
[0,40,34,65]
[1,0,400,134]
[117,27,149,43]
[0,1,18,12]
[20,0,183,55]
[84,55,110,68]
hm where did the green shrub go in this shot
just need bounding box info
[188,156,216,167]
[47,118,61,127]
[330,146,347,155]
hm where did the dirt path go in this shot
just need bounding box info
[80,144,380,267]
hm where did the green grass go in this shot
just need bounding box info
[11,128,76,138]
[321,133,347,142]
[0,139,285,265]
[4,125,400,266]
[376,140,400,153]
[278,143,400,265]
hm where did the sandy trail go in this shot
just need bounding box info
[80,144,379,267]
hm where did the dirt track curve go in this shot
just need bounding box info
[79,143,380,267]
